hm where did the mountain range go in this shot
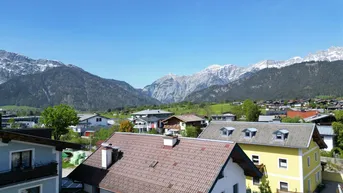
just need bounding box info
[0,51,160,110]
[0,47,343,110]
[185,60,343,102]
[143,47,343,103]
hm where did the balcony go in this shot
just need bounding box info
[0,162,58,187]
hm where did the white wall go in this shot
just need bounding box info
[179,122,186,130]
[211,158,246,193]
[80,116,109,126]
[323,135,334,151]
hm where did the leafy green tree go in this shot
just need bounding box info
[41,104,79,140]
[259,176,272,193]
[183,126,202,138]
[334,110,343,122]
[231,105,244,120]
[333,122,343,149]
[119,120,134,132]
[243,100,261,122]
[282,116,301,123]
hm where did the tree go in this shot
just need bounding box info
[41,104,79,140]
[333,122,343,149]
[259,176,272,193]
[334,110,343,122]
[231,105,244,120]
[243,100,261,122]
[119,120,134,132]
[282,116,301,123]
[183,126,202,138]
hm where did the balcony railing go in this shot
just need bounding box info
[0,162,58,187]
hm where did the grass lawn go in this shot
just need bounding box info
[0,105,40,111]
[62,161,76,169]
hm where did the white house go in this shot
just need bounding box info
[131,109,174,132]
[72,114,110,135]
[317,125,335,151]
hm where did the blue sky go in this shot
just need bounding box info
[0,0,342,88]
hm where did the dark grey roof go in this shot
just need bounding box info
[199,121,325,149]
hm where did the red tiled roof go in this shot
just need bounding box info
[69,133,261,193]
[287,110,319,119]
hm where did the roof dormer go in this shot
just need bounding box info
[243,128,257,138]
[274,129,289,140]
[220,127,235,136]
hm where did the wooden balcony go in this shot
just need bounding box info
[0,162,58,187]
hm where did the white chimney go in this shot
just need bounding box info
[101,143,120,169]
[163,134,178,148]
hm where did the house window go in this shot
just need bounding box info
[252,155,259,164]
[20,185,41,193]
[11,150,32,170]
[280,182,288,191]
[316,171,319,183]
[315,152,318,162]
[245,132,250,137]
[96,118,102,122]
[279,158,287,168]
[222,130,228,136]
[253,177,260,185]
[308,179,311,191]
[233,183,238,193]
[307,156,310,167]
[276,133,283,140]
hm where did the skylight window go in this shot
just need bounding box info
[274,129,289,140]
[220,127,235,136]
[243,128,257,138]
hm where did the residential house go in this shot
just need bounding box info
[73,114,110,136]
[258,115,281,123]
[0,128,80,193]
[304,114,336,125]
[287,110,319,119]
[162,114,205,134]
[211,113,236,121]
[199,122,327,193]
[2,116,40,128]
[68,132,262,193]
[317,126,335,151]
[131,109,174,132]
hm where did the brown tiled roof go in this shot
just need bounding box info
[287,110,319,119]
[69,133,262,193]
[163,115,204,123]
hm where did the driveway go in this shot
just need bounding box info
[321,180,340,193]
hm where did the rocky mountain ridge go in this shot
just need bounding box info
[143,46,343,103]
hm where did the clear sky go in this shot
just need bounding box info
[0,0,342,88]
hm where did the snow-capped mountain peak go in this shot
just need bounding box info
[0,50,65,84]
[144,46,343,103]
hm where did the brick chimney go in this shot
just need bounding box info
[101,143,120,169]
